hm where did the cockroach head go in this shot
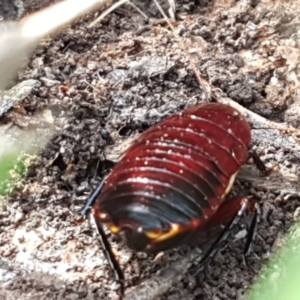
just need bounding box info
[95,203,183,252]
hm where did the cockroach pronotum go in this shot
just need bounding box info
[82,102,267,297]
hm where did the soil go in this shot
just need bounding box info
[1,0,300,299]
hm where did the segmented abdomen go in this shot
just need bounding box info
[98,103,251,228]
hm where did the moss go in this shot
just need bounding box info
[0,151,34,196]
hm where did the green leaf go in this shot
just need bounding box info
[247,221,300,300]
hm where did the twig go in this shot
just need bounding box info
[124,248,203,300]
[88,0,130,28]
[212,89,300,134]
[127,2,149,21]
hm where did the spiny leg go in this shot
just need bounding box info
[81,175,108,216]
[91,213,125,298]
[190,196,256,276]
[249,150,267,175]
[243,202,261,267]
[81,172,124,297]
[249,149,277,176]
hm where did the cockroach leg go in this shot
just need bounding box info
[249,150,267,175]
[249,150,277,176]
[81,175,108,217]
[243,202,261,263]
[189,197,252,276]
[91,213,125,299]
[82,175,124,297]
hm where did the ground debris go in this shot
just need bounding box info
[128,56,175,79]
[0,80,40,117]
[1,0,300,299]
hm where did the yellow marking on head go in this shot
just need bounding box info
[145,223,181,242]
[144,229,162,239]
[108,224,121,234]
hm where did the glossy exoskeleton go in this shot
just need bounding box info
[82,102,265,297]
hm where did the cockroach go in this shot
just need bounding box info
[82,102,266,297]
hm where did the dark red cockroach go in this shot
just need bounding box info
[82,102,265,297]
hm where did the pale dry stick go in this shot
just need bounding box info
[88,0,130,28]
[0,0,111,89]
[123,248,203,300]
[152,0,211,102]
[127,2,149,21]
[88,0,176,27]
[212,89,300,134]
[165,0,176,20]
